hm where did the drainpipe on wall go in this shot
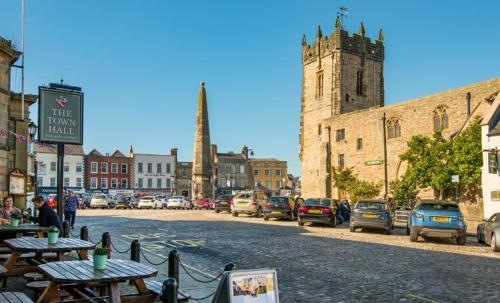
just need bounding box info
[382,113,388,198]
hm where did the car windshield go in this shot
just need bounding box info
[93,195,106,199]
[356,202,385,211]
[269,197,289,206]
[142,196,154,200]
[418,203,459,211]
[218,195,232,200]
[304,199,331,207]
[171,196,183,199]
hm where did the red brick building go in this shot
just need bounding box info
[85,149,133,191]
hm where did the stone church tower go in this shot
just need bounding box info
[299,18,385,198]
[191,82,213,198]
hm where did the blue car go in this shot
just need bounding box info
[407,200,467,245]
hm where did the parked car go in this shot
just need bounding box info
[115,195,135,209]
[75,193,89,209]
[194,198,214,210]
[350,200,393,234]
[90,194,112,209]
[407,200,467,245]
[477,212,500,252]
[154,195,168,209]
[263,196,297,221]
[167,196,191,209]
[137,196,155,209]
[214,194,232,213]
[231,191,268,217]
[297,198,339,227]
[46,194,57,208]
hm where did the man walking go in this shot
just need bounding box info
[64,191,78,229]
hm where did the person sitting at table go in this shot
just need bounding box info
[30,196,63,235]
[0,196,22,225]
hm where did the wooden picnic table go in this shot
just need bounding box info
[0,292,33,303]
[38,259,158,303]
[2,238,95,276]
[0,224,48,239]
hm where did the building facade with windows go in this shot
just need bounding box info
[85,149,133,192]
[34,144,85,195]
[248,158,287,196]
[176,161,192,198]
[213,145,249,195]
[299,19,500,199]
[132,148,177,194]
[482,95,500,219]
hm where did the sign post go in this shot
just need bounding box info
[451,175,459,202]
[38,83,83,221]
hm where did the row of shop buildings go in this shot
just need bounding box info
[33,143,292,198]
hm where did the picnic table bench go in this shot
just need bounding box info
[0,292,33,303]
[38,259,158,303]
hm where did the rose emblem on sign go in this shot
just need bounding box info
[55,96,68,109]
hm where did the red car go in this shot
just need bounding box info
[194,198,214,210]
[46,194,57,208]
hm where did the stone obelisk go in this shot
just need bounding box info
[191,81,213,198]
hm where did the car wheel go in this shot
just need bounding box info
[409,228,418,242]
[255,208,263,218]
[491,233,500,252]
[215,210,220,213]
[477,227,483,243]
[457,235,467,246]
[264,216,269,221]
[349,226,356,232]
[385,228,392,235]
[298,221,304,226]
[232,212,239,217]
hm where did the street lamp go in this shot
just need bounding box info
[28,121,37,139]
[28,122,38,196]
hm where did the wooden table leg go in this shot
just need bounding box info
[36,231,45,238]
[3,251,21,269]
[57,251,65,261]
[37,281,59,303]
[77,249,88,260]
[109,282,121,303]
[133,278,148,295]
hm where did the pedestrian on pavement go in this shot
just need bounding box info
[30,196,63,236]
[0,196,22,225]
[64,190,78,229]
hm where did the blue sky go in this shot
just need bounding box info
[1,1,499,175]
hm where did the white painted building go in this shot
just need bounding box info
[33,144,85,195]
[132,148,177,193]
[481,95,500,219]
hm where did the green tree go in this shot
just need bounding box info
[348,180,381,204]
[390,179,417,208]
[331,167,356,192]
[399,132,454,199]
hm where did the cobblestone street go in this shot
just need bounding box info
[75,209,500,303]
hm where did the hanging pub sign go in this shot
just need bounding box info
[38,85,83,145]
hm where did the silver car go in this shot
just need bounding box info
[231,191,268,218]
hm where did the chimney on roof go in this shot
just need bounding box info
[170,148,178,157]
[128,145,134,158]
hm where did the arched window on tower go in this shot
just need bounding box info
[394,121,401,138]
[433,111,441,132]
[442,110,449,129]
[387,121,394,139]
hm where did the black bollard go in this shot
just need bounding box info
[80,226,89,241]
[131,240,140,262]
[162,277,178,303]
[63,220,70,238]
[224,262,235,272]
[168,250,179,283]
[102,232,111,259]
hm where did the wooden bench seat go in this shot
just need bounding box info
[0,253,36,260]
[144,279,190,302]
[0,292,33,303]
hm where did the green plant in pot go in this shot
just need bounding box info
[9,213,21,227]
[47,226,59,244]
[93,247,109,270]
